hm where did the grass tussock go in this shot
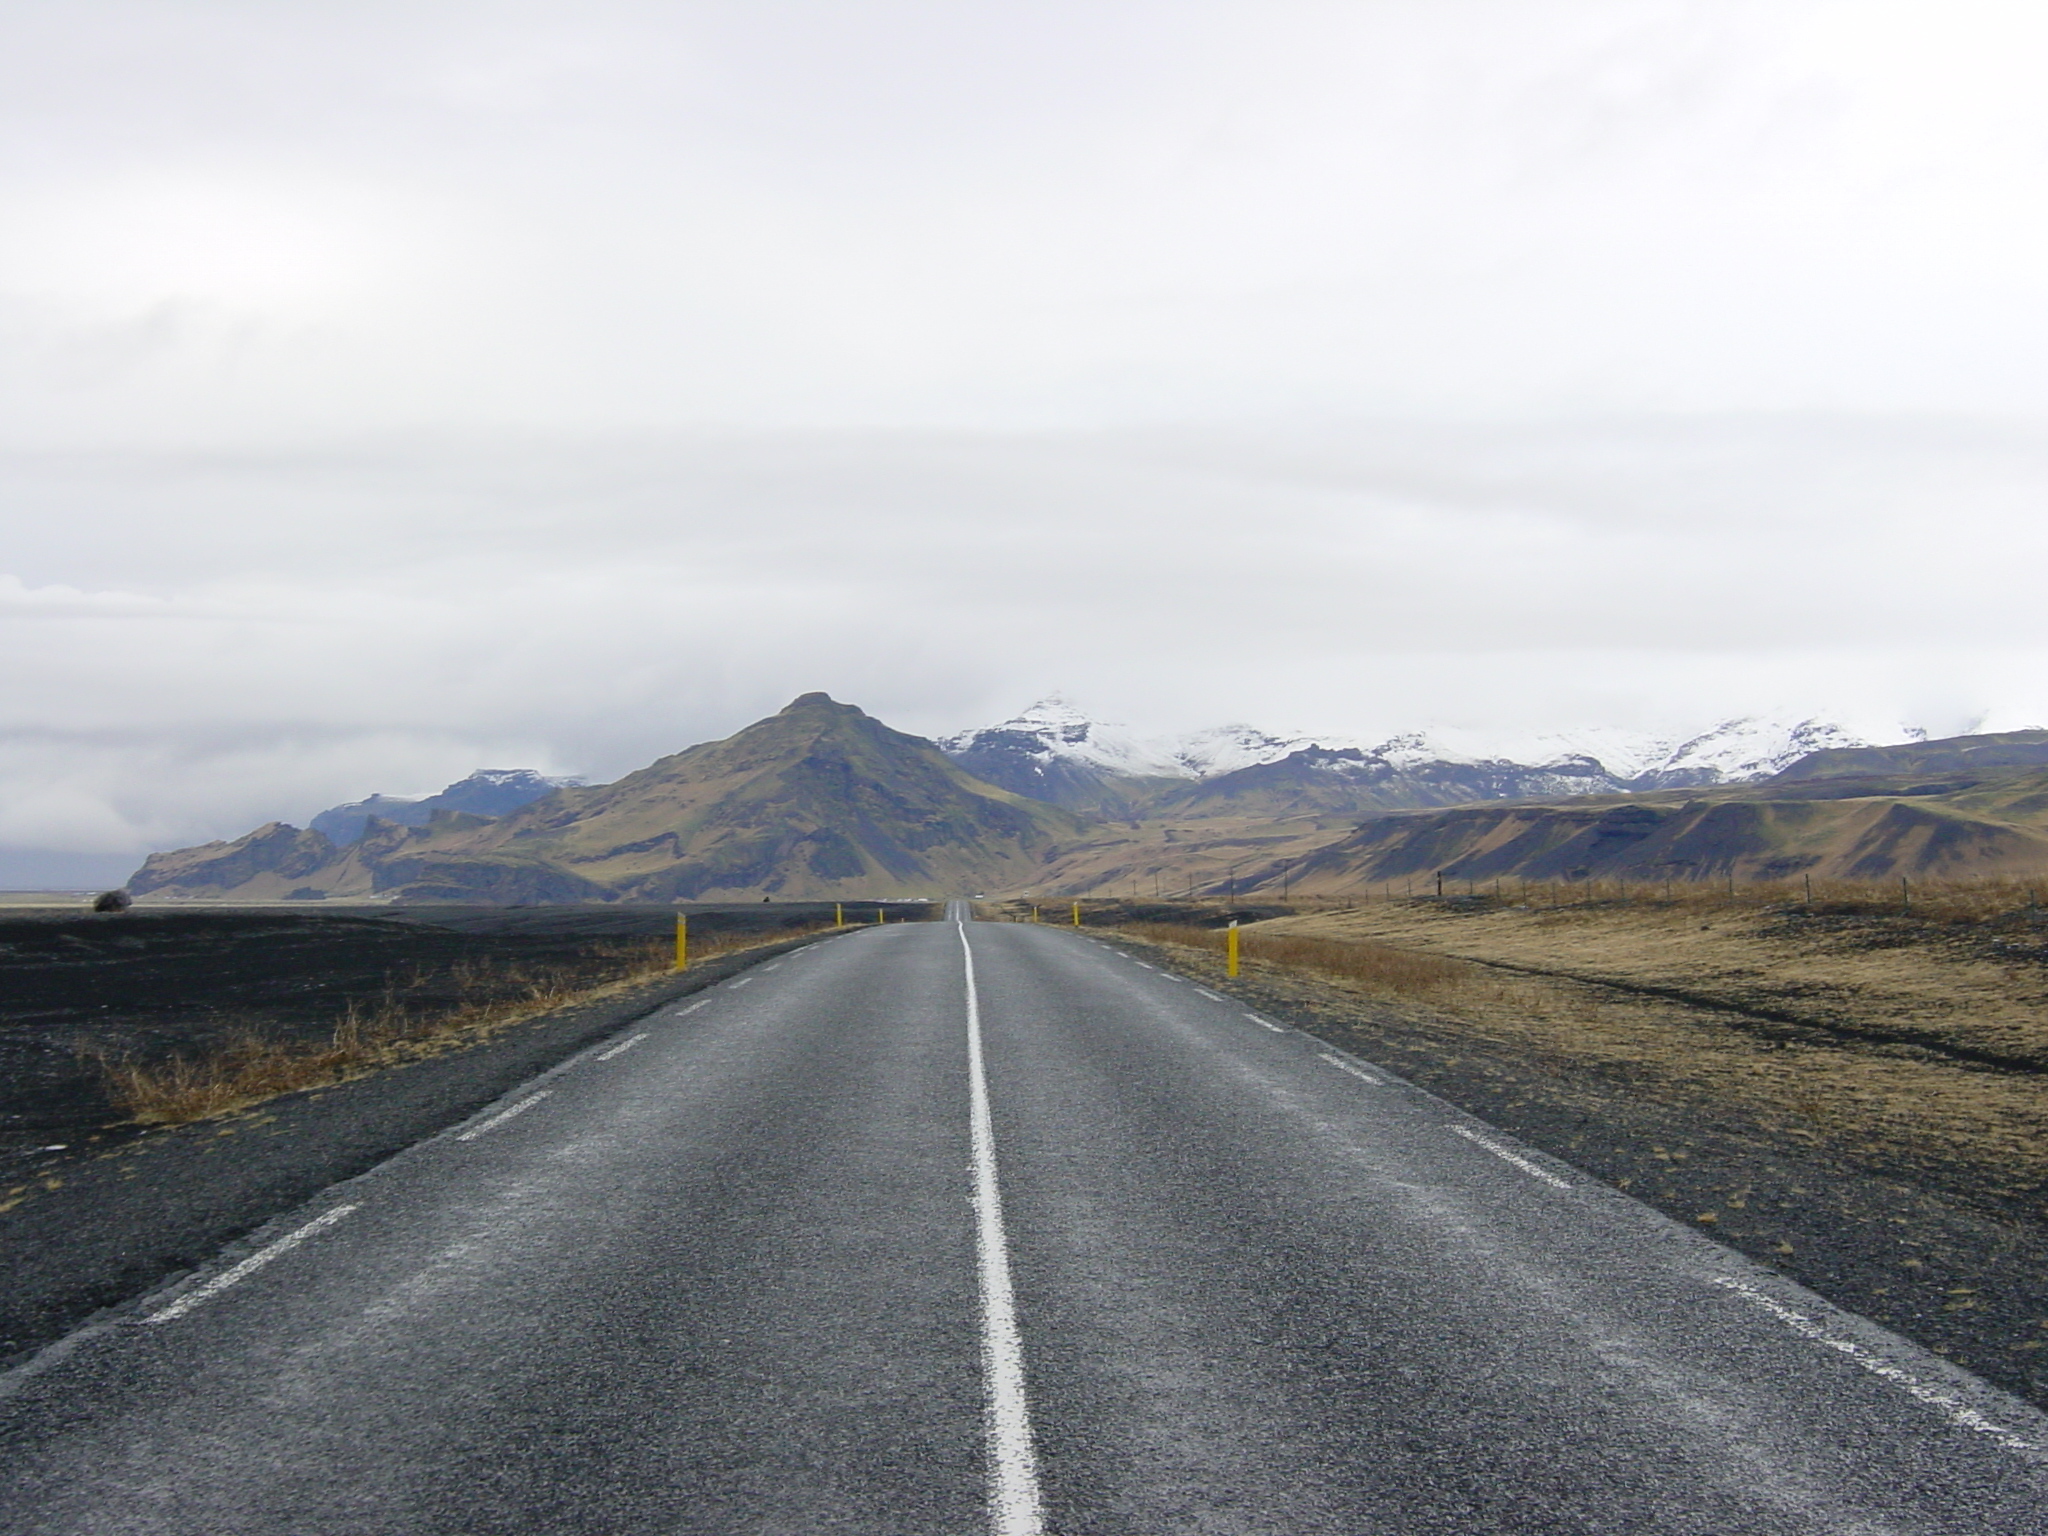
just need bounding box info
[1122,921,1471,998]
[92,924,831,1127]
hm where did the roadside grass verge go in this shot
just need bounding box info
[1121,920,1477,1001]
[88,924,836,1127]
[1282,875,2048,926]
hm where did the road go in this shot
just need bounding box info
[3,904,2045,1533]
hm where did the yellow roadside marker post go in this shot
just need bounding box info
[876,907,884,924]
[1226,919,1239,978]
[675,914,688,972]
[1071,901,1081,927]
[835,902,843,927]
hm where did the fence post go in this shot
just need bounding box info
[1227,919,1240,978]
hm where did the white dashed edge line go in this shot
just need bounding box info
[1710,1278,2042,1456]
[455,1091,551,1143]
[1244,1012,1286,1033]
[729,976,752,988]
[677,999,709,1016]
[145,1204,358,1323]
[1316,1051,1385,1086]
[1446,1124,1572,1190]
[595,1033,648,1061]
[1195,987,1225,1001]
[1135,962,1156,970]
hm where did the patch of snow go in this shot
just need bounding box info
[945,699,1932,791]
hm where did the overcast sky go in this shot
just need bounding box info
[5,0,2048,882]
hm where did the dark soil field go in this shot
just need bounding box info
[0,903,853,1160]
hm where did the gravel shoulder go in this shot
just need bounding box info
[0,931,833,1368]
[1096,920,2048,1416]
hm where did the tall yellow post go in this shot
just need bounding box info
[675,914,688,972]
[1032,905,1040,923]
[875,907,884,924]
[1072,901,1081,927]
[835,902,843,927]
[1226,919,1239,978]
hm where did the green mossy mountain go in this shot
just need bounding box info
[1259,766,2048,891]
[1770,729,2048,783]
[131,694,1083,902]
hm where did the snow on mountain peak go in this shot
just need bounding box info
[942,700,1928,791]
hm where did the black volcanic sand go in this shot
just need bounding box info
[0,905,931,1367]
[1085,919,2048,1417]
[0,903,850,1156]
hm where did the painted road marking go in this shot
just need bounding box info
[730,977,752,988]
[1317,1051,1384,1085]
[1446,1124,1572,1190]
[146,1205,358,1323]
[595,1033,648,1061]
[1711,1278,2040,1455]
[1195,988,1225,1001]
[959,922,1047,1536]
[1245,1013,1286,1033]
[455,1092,551,1143]
[677,999,709,1016]
[1135,962,1156,970]
[765,962,784,971]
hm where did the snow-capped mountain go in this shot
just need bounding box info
[309,768,585,845]
[939,699,1930,816]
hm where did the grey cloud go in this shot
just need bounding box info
[1,2,2046,879]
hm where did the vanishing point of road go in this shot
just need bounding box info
[3,903,2044,1533]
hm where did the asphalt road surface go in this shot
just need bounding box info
[4,905,2046,1533]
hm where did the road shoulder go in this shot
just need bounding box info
[0,932,829,1368]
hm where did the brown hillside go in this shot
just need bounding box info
[133,695,1083,902]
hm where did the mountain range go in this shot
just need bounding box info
[132,695,1077,903]
[309,769,582,846]
[127,696,2048,902]
[937,697,1917,818]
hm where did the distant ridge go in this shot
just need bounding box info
[131,695,1080,902]
[1217,732,2048,893]
[938,698,1924,819]
[310,768,582,845]
[1771,729,2048,783]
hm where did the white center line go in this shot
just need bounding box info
[959,922,1047,1536]
[1316,1051,1384,1085]
[455,1091,551,1143]
[1446,1124,1572,1190]
[146,1205,357,1323]
[595,1033,648,1061]
[1244,1012,1286,1033]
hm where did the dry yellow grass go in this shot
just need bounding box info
[92,925,831,1126]
[1123,921,1470,998]
[1284,874,2048,922]
[1121,899,2048,1209]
